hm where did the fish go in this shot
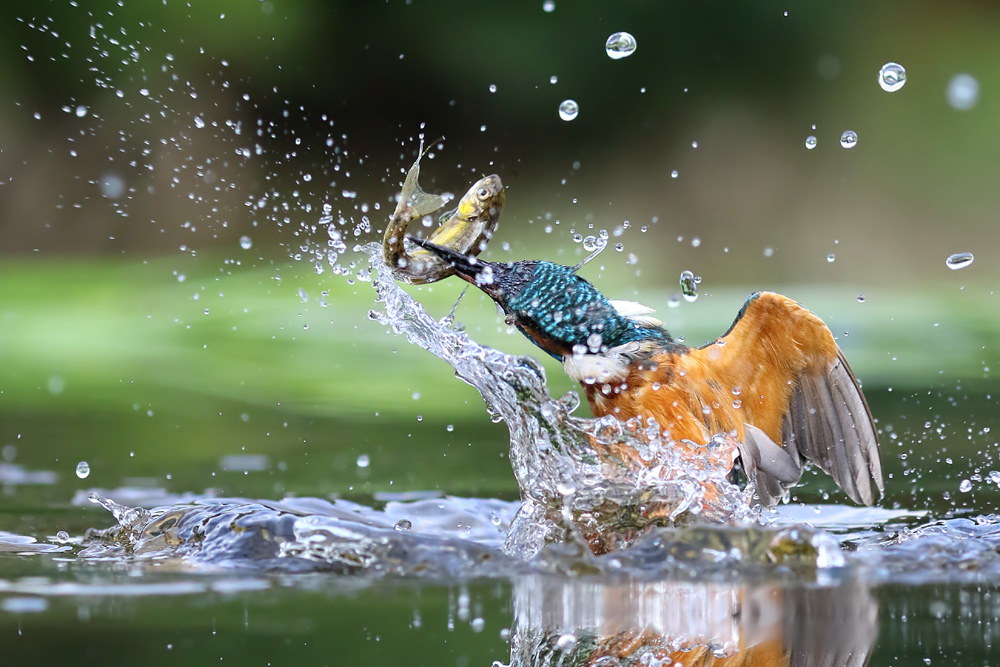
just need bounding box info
[383,149,504,285]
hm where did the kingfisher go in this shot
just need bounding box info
[408,236,884,507]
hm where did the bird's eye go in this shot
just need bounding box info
[477,187,490,200]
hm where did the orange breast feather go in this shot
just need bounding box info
[585,292,882,506]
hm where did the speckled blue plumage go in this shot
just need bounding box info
[501,261,673,359]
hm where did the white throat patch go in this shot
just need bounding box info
[562,353,629,385]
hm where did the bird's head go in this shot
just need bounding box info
[407,237,676,384]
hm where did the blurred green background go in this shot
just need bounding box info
[0,0,998,510]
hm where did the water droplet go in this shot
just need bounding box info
[959,479,973,493]
[558,99,579,121]
[47,376,65,394]
[239,235,253,250]
[549,75,558,84]
[947,74,979,111]
[670,170,679,179]
[556,481,576,495]
[470,617,485,633]
[946,252,974,270]
[805,135,817,150]
[99,172,125,199]
[680,270,698,302]
[878,62,906,92]
[74,105,87,118]
[667,294,681,308]
[827,253,836,263]
[556,634,577,650]
[55,530,69,543]
[542,0,555,12]
[857,294,866,303]
[356,454,370,468]
[393,519,412,531]
[605,32,637,60]
[840,131,858,149]
[488,84,497,93]
[193,116,205,129]
[75,461,90,479]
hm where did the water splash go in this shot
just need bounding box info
[363,243,752,558]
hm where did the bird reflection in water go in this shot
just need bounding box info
[506,575,877,667]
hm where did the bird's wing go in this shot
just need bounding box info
[681,292,883,506]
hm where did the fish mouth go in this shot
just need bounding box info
[406,236,487,284]
[478,174,503,196]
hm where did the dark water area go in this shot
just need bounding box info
[2,384,1000,665]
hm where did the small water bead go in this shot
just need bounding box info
[75,461,90,479]
[840,131,858,149]
[239,235,253,250]
[74,105,88,118]
[556,481,576,496]
[55,530,70,543]
[947,74,979,111]
[470,618,485,633]
[827,253,836,263]
[488,84,497,93]
[393,519,412,531]
[555,634,577,650]
[679,271,698,302]
[878,62,906,92]
[549,75,558,84]
[605,32,637,60]
[946,252,974,270]
[805,135,817,150]
[667,294,681,308]
[959,479,973,493]
[558,99,578,121]
[857,294,866,303]
[356,454,370,468]
[542,0,555,11]
[670,170,679,179]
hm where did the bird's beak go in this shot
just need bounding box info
[406,236,489,286]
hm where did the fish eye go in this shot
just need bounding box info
[476,187,490,200]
